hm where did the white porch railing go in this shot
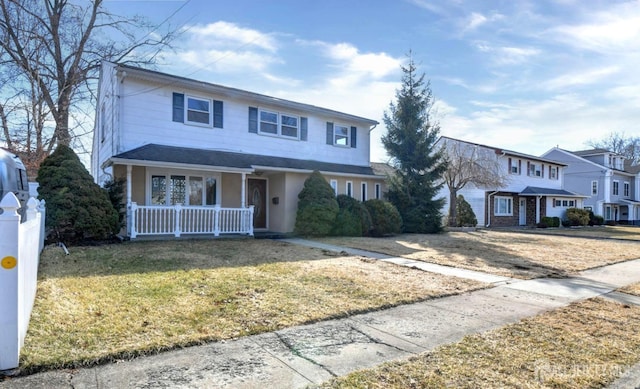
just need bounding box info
[129,203,254,238]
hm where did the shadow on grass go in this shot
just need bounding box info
[38,238,338,279]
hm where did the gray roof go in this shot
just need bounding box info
[111,144,380,176]
[519,186,586,197]
[370,162,396,177]
[572,148,613,156]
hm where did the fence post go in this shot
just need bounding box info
[130,202,137,239]
[174,204,182,237]
[214,205,220,237]
[0,193,21,371]
[38,200,46,253]
[247,205,255,236]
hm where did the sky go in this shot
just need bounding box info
[105,0,640,163]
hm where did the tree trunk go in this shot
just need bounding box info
[448,188,457,227]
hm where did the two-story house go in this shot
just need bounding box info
[91,62,386,238]
[436,136,585,227]
[542,148,640,224]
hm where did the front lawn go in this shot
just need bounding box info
[319,229,640,279]
[20,239,484,373]
[319,298,640,388]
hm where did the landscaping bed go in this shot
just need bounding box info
[319,230,640,279]
[20,239,485,373]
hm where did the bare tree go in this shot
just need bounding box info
[442,140,507,226]
[586,131,640,166]
[0,0,176,172]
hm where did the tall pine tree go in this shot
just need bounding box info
[382,54,448,233]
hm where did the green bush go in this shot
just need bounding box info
[455,195,477,227]
[364,199,402,237]
[564,208,590,226]
[104,177,126,231]
[294,170,339,236]
[36,145,119,243]
[588,211,604,226]
[332,195,372,236]
[540,216,560,228]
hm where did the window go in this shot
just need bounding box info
[326,122,356,148]
[613,180,619,196]
[334,125,350,146]
[555,199,562,207]
[510,159,519,174]
[186,96,211,126]
[562,200,568,207]
[259,109,299,138]
[346,181,353,197]
[528,163,541,177]
[569,200,575,207]
[624,182,630,197]
[330,179,338,195]
[591,181,598,196]
[151,174,218,206]
[172,93,223,128]
[361,182,367,202]
[375,183,381,199]
[494,196,513,216]
[550,166,557,180]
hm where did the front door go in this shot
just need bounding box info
[519,199,526,225]
[247,178,267,229]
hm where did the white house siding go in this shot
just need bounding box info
[108,76,372,170]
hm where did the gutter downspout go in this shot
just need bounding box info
[486,191,499,227]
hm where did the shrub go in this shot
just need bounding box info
[455,195,477,227]
[332,195,372,236]
[294,170,339,236]
[588,211,604,226]
[565,208,590,226]
[540,216,560,228]
[104,177,126,231]
[364,199,402,237]
[36,145,119,243]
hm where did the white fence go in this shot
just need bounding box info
[0,193,45,371]
[130,203,254,238]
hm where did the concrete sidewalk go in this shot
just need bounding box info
[2,250,640,388]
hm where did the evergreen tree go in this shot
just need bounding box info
[37,145,119,243]
[455,195,477,227]
[294,170,339,236]
[381,54,448,233]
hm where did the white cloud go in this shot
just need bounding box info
[472,42,540,66]
[179,49,280,74]
[462,11,504,33]
[186,21,278,52]
[543,66,620,90]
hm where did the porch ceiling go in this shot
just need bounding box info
[109,143,380,177]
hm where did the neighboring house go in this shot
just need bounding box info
[542,148,640,224]
[91,62,385,238]
[436,136,585,227]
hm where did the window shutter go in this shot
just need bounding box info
[527,161,530,176]
[213,100,223,128]
[172,93,184,122]
[248,107,258,133]
[552,198,556,207]
[508,157,512,173]
[350,126,357,148]
[518,160,522,175]
[300,117,308,141]
[541,164,545,178]
[326,122,334,145]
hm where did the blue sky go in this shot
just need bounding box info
[106,0,640,162]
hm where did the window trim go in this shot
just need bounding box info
[374,183,381,200]
[258,108,300,140]
[147,169,221,206]
[185,95,212,127]
[494,196,513,216]
[333,124,350,147]
[361,182,367,202]
[591,180,598,196]
[346,181,353,198]
[528,163,542,177]
[624,181,630,197]
[550,166,558,180]
[330,179,338,195]
[613,180,619,196]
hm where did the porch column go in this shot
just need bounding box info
[126,165,132,236]
[241,172,246,208]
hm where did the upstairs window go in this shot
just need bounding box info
[613,180,619,196]
[334,125,350,146]
[591,181,598,196]
[258,109,299,139]
[510,158,519,174]
[528,163,542,177]
[259,110,278,135]
[550,166,558,180]
[624,182,630,197]
[172,92,223,128]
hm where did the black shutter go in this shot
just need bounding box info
[300,117,308,141]
[248,107,258,133]
[213,100,223,128]
[172,93,184,122]
[350,126,357,148]
[508,157,512,173]
[326,122,334,145]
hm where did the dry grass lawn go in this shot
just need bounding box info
[619,282,640,297]
[319,229,640,279]
[517,225,640,241]
[319,298,640,388]
[21,239,484,373]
